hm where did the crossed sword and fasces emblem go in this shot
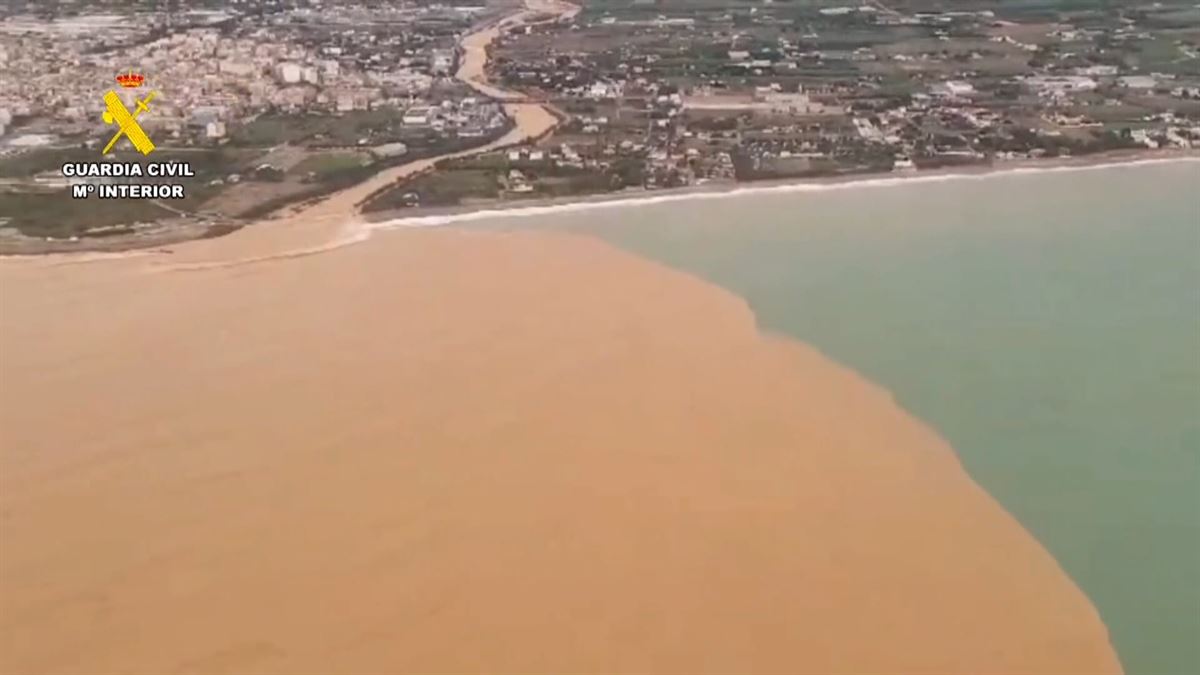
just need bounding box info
[101,90,157,155]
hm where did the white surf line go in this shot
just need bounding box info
[0,248,162,266]
[155,221,373,272]
[369,156,1200,230]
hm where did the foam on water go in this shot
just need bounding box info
[158,220,374,272]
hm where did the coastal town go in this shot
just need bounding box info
[1,0,1199,250]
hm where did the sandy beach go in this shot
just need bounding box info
[0,0,1185,260]
[0,223,1123,674]
[363,151,1200,229]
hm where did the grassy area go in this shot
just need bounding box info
[0,189,173,240]
[364,157,629,212]
[1129,36,1200,77]
[364,169,500,210]
[290,152,370,178]
[0,147,92,178]
[0,116,513,238]
[230,109,409,148]
[535,172,615,197]
[0,146,262,239]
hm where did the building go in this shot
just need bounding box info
[1023,76,1098,95]
[219,60,256,77]
[430,50,454,75]
[1119,75,1157,90]
[276,62,302,84]
[188,105,225,130]
[931,80,975,98]
[402,106,435,126]
[506,169,533,192]
[759,90,815,114]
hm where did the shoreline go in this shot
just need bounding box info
[0,0,576,260]
[2,149,1194,261]
[0,0,1189,260]
[362,148,1200,229]
[0,3,1176,670]
[0,222,1123,674]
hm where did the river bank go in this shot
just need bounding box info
[0,0,575,258]
[5,0,1192,259]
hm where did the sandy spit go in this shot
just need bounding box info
[0,225,1120,675]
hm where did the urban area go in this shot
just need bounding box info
[1,0,1198,251]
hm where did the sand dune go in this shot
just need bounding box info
[0,227,1120,674]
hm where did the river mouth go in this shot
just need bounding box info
[0,1,575,259]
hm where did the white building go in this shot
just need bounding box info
[1130,129,1158,148]
[276,62,302,84]
[588,81,619,99]
[219,60,255,77]
[402,106,435,125]
[1119,75,1157,90]
[430,50,454,75]
[1023,76,1098,95]
[931,80,975,97]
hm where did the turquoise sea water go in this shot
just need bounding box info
[512,162,1200,674]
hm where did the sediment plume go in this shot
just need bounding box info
[0,227,1121,674]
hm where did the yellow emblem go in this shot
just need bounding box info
[101,90,158,155]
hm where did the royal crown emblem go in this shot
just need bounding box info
[116,71,145,88]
